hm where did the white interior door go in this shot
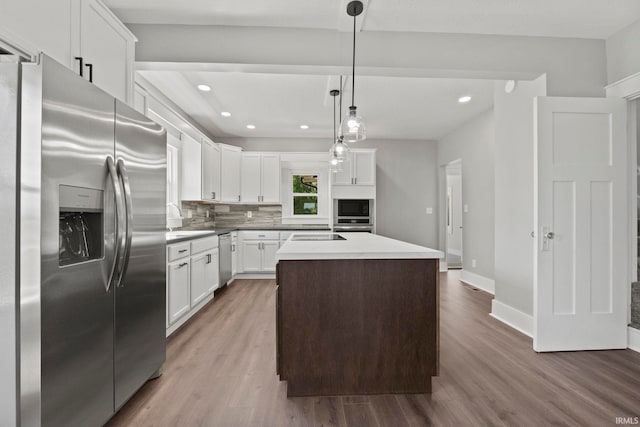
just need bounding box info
[534,96,627,351]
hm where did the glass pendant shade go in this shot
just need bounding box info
[329,149,343,172]
[333,138,350,160]
[339,106,366,143]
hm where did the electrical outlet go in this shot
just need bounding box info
[186,209,193,219]
[472,259,477,268]
[205,210,209,218]
[247,211,252,218]
[464,204,469,213]
[426,207,433,215]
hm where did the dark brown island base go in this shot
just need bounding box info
[275,233,443,397]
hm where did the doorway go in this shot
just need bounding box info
[445,161,463,269]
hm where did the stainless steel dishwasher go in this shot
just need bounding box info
[219,233,233,287]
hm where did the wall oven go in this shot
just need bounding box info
[334,199,374,232]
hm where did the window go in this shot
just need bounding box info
[292,174,318,215]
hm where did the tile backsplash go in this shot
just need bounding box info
[178,201,282,230]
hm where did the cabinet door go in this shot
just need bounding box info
[202,140,221,201]
[205,249,220,293]
[261,241,279,272]
[190,254,209,307]
[332,158,353,185]
[242,241,262,272]
[168,260,190,324]
[261,154,281,203]
[353,151,376,185]
[241,153,261,203]
[80,0,132,102]
[221,147,242,202]
[231,237,238,276]
[181,134,202,200]
[0,0,73,68]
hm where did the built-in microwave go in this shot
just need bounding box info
[334,199,374,232]
[337,199,370,217]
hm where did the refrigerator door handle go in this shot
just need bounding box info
[106,156,124,292]
[115,158,134,287]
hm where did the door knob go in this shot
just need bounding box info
[545,231,554,239]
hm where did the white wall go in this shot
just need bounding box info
[221,137,440,249]
[437,110,495,279]
[493,76,548,316]
[606,19,640,84]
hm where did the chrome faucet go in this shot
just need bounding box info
[166,203,183,232]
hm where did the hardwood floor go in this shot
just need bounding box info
[107,272,640,427]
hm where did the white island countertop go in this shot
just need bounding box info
[275,232,443,261]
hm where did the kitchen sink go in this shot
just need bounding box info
[290,233,346,241]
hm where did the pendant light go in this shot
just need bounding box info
[339,0,366,143]
[329,89,343,173]
[334,75,350,162]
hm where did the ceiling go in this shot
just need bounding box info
[106,0,640,39]
[107,1,640,141]
[140,71,495,140]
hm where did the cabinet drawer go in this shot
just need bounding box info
[168,242,190,262]
[191,236,219,254]
[242,231,280,240]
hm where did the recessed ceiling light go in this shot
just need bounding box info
[458,95,472,103]
[220,111,231,117]
[246,124,256,129]
[197,84,211,92]
[300,125,309,129]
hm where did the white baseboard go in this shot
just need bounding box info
[234,273,276,280]
[459,270,495,294]
[490,299,533,337]
[629,326,640,353]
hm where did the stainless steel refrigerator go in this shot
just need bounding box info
[0,54,166,427]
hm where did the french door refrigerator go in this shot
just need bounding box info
[0,54,166,427]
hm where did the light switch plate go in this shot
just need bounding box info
[426,207,433,215]
[463,204,469,213]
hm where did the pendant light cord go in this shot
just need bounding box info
[351,11,356,107]
[333,91,336,142]
[340,75,343,119]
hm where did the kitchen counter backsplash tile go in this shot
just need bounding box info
[179,201,282,230]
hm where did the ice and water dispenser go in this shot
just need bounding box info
[59,185,104,266]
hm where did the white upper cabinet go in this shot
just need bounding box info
[220,145,242,202]
[202,139,221,201]
[332,149,376,186]
[180,134,202,201]
[0,0,74,67]
[0,0,136,104]
[241,153,280,204]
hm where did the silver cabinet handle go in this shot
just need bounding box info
[238,195,241,201]
[178,249,188,253]
[106,156,124,293]
[232,244,235,252]
[116,159,134,287]
[258,234,266,237]
[207,254,211,264]
[178,262,188,268]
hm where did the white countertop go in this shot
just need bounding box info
[275,232,443,261]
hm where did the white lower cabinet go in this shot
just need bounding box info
[190,248,219,306]
[167,258,190,325]
[240,231,280,273]
[231,232,238,277]
[166,235,219,336]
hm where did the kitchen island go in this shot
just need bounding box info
[275,233,443,397]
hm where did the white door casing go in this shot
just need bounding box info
[534,96,627,351]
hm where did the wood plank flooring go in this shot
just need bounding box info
[107,272,640,427]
